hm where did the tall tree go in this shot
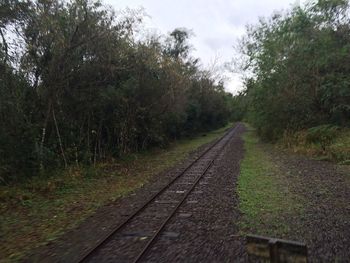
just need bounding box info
[238,0,350,140]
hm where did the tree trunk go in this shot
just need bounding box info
[52,106,68,168]
[39,101,52,170]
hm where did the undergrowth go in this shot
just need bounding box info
[0,124,232,262]
[280,125,350,164]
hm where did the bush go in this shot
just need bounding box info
[306,125,339,151]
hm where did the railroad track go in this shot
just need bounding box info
[77,124,239,263]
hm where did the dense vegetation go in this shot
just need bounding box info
[236,0,350,141]
[0,0,234,183]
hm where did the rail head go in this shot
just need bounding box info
[76,124,238,263]
[132,125,238,262]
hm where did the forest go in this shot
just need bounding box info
[236,0,350,142]
[0,0,234,183]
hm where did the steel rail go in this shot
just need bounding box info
[77,124,237,263]
[132,125,237,262]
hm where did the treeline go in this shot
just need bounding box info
[0,0,233,182]
[236,0,350,140]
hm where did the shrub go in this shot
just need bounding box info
[306,125,339,151]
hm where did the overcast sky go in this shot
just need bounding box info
[106,0,302,94]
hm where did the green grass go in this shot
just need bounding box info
[238,126,303,237]
[0,124,232,262]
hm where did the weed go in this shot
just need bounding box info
[280,126,350,163]
[306,124,339,151]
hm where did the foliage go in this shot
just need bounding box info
[229,90,248,122]
[237,0,350,140]
[306,124,339,150]
[280,126,350,163]
[0,0,234,183]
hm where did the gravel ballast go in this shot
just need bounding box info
[28,124,246,262]
[28,123,350,262]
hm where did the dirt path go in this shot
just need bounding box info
[237,131,350,262]
[267,146,350,262]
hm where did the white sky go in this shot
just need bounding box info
[106,0,302,94]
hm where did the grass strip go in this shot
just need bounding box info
[238,125,303,237]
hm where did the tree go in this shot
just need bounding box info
[0,0,234,183]
[238,0,350,140]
